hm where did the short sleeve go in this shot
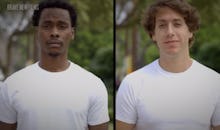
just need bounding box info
[212,94,220,126]
[87,79,109,125]
[0,82,17,123]
[116,77,137,124]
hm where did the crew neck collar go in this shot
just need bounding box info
[155,59,194,77]
[36,61,72,74]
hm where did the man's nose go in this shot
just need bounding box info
[167,24,174,37]
[50,27,59,38]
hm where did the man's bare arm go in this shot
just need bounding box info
[213,125,220,130]
[116,120,135,130]
[0,121,17,130]
[89,122,108,130]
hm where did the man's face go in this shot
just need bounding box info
[37,8,74,57]
[152,7,193,57]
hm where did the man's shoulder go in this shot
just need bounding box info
[193,60,220,77]
[69,62,103,82]
[125,60,157,80]
[192,60,220,87]
[5,63,38,82]
[69,62,107,91]
[122,60,157,86]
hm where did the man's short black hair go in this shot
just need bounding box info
[32,0,77,27]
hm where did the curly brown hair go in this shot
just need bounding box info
[141,0,200,47]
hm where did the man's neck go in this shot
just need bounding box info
[39,54,70,72]
[159,54,192,73]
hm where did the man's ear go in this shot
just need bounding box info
[152,33,156,42]
[189,32,193,39]
[35,27,38,33]
[35,27,39,39]
[71,28,75,39]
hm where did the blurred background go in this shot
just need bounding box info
[116,0,220,89]
[0,0,113,129]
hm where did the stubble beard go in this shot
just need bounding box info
[48,52,61,57]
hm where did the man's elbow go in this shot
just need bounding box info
[0,121,17,130]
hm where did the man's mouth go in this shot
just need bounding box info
[47,40,62,48]
[164,40,179,44]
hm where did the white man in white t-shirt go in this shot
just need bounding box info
[116,0,220,130]
[0,0,109,130]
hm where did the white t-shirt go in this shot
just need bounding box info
[116,59,220,130]
[0,62,109,130]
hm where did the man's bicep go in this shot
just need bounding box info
[213,125,220,130]
[87,80,109,125]
[0,121,17,130]
[88,122,108,130]
[0,83,17,123]
[116,78,137,124]
[116,120,135,130]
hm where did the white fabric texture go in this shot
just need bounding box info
[0,62,109,130]
[116,59,220,130]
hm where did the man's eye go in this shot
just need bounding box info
[158,24,166,28]
[174,23,182,27]
[41,24,50,29]
[59,24,68,29]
